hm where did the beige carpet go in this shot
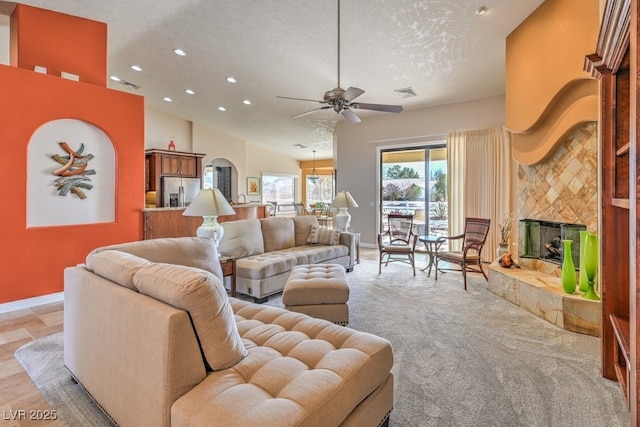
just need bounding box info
[15,255,628,426]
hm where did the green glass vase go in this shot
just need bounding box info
[578,230,589,293]
[561,239,576,294]
[583,232,600,301]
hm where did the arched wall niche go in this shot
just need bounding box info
[27,118,116,227]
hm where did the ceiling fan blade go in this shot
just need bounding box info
[277,95,325,103]
[341,108,361,124]
[353,102,403,113]
[291,106,331,119]
[343,87,365,102]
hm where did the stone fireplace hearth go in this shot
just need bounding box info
[488,260,600,337]
[488,122,600,337]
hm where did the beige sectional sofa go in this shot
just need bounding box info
[64,237,394,427]
[219,216,355,302]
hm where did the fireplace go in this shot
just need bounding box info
[518,219,586,266]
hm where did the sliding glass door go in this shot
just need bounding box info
[379,145,447,237]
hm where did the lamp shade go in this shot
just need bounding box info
[331,191,359,208]
[183,189,236,217]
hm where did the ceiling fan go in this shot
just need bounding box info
[277,0,403,124]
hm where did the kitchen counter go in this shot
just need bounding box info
[143,204,270,239]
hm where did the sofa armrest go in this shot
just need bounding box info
[340,232,356,270]
[64,266,207,427]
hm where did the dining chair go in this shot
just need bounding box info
[434,217,491,290]
[378,213,418,276]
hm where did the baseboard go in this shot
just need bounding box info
[0,292,64,314]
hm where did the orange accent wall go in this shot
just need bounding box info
[505,0,599,165]
[10,4,107,86]
[0,64,144,304]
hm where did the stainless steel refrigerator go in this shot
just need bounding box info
[162,177,201,207]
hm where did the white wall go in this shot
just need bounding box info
[191,122,300,200]
[335,95,506,246]
[145,107,301,201]
[145,105,193,152]
[246,142,302,202]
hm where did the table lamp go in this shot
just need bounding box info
[331,190,358,232]
[183,188,236,249]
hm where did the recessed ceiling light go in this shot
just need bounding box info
[226,77,237,83]
[218,106,227,111]
[109,75,121,82]
[174,49,187,56]
[185,89,195,95]
[130,65,142,72]
[163,97,173,102]
[243,99,252,105]
[476,6,488,15]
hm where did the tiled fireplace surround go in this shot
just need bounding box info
[488,122,600,336]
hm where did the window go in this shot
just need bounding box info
[306,174,334,207]
[379,145,447,237]
[261,173,297,215]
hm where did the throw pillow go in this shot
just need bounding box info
[307,226,341,246]
[292,215,320,246]
[134,263,247,370]
[218,219,265,258]
[260,217,295,252]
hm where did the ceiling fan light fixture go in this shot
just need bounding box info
[276,0,403,123]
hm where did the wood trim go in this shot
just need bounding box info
[592,2,638,422]
[630,0,640,420]
[585,0,631,76]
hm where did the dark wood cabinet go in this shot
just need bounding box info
[145,149,205,207]
[586,0,639,422]
[160,153,197,177]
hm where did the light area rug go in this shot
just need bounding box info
[15,257,629,427]
[14,333,114,426]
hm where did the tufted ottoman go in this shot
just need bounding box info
[282,264,350,325]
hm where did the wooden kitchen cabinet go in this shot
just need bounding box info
[145,149,205,207]
[160,153,197,177]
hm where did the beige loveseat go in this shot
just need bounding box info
[64,237,394,427]
[219,216,355,303]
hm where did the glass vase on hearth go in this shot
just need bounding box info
[561,240,576,294]
[582,232,600,301]
[578,230,589,293]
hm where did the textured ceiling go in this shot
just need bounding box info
[1,0,544,160]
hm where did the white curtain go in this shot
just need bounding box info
[447,132,466,251]
[446,127,512,261]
